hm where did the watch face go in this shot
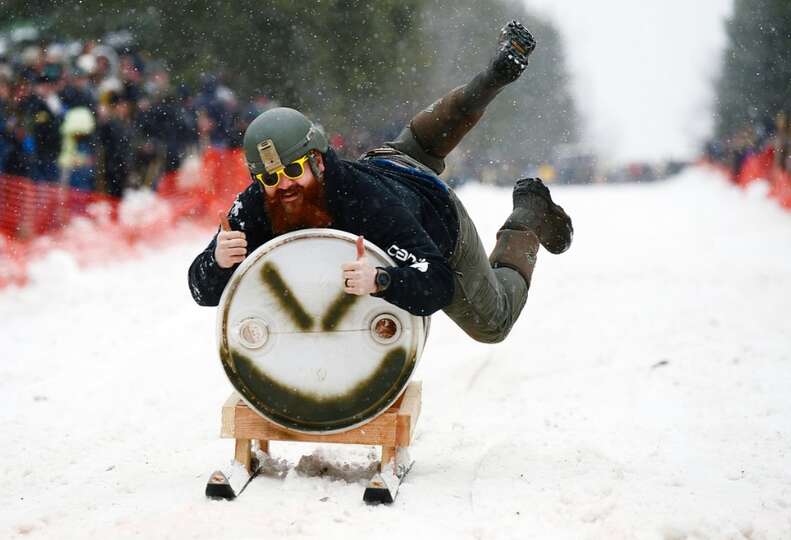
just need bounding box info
[377,270,391,290]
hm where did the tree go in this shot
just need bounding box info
[714,0,791,138]
[419,0,578,179]
[1,0,578,175]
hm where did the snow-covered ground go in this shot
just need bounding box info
[1,168,790,539]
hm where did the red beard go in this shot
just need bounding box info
[266,178,333,235]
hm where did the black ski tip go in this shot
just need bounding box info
[363,486,394,505]
[205,470,236,500]
[363,474,394,505]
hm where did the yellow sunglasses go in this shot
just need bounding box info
[254,155,311,188]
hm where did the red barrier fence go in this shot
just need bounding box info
[729,144,791,209]
[0,175,118,238]
[2,144,788,290]
[770,167,791,209]
[0,148,250,289]
[736,147,773,187]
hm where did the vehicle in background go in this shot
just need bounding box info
[550,144,600,184]
[604,162,657,183]
[603,160,690,183]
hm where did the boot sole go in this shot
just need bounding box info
[499,21,536,67]
[542,203,573,254]
[512,180,573,254]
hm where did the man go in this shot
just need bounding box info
[97,92,133,198]
[189,21,573,344]
[23,69,63,183]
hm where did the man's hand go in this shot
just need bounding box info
[214,212,247,269]
[342,236,377,295]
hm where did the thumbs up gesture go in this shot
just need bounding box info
[342,235,377,295]
[214,211,248,269]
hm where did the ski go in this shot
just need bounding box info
[363,449,414,505]
[205,459,261,500]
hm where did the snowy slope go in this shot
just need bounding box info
[1,168,790,539]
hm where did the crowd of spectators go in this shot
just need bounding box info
[0,29,277,199]
[705,112,791,180]
[7,28,783,206]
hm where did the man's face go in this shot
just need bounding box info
[115,100,131,119]
[263,153,325,214]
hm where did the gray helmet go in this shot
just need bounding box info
[243,107,328,176]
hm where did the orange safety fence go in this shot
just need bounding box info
[736,146,774,187]
[770,167,791,209]
[3,145,785,290]
[0,148,251,290]
[0,175,119,238]
[704,144,791,212]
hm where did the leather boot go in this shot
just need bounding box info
[489,229,540,285]
[410,20,536,159]
[502,178,573,254]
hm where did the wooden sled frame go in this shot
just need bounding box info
[206,381,422,504]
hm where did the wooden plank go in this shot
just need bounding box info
[231,406,398,445]
[220,381,422,447]
[389,392,406,410]
[380,446,395,473]
[396,381,422,446]
[221,391,240,438]
[234,439,252,473]
[223,391,242,408]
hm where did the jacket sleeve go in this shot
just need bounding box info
[370,205,454,316]
[187,192,255,306]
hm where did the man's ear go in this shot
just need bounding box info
[309,151,325,183]
[315,151,325,173]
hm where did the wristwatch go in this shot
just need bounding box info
[374,268,391,292]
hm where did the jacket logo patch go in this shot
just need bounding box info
[387,244,429,273]
[410,261,429,272]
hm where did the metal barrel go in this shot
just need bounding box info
[216,228,429,434]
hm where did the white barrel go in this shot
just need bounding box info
[216,228,428,434]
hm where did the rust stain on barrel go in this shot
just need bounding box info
[320,290,359,331]
[260,262,313,330]
[227,346,414,432]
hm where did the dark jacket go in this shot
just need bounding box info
[188,148,459,316]
[21,95,61,163]
[98,117,133,198]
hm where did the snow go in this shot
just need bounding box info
[2,167,791,539]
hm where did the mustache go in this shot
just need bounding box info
[272,184,302,201]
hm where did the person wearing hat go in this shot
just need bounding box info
[189,21,573,344]
[97,92,133,198]
[22,68,64,183]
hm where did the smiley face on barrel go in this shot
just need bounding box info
[216,229,428,434]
